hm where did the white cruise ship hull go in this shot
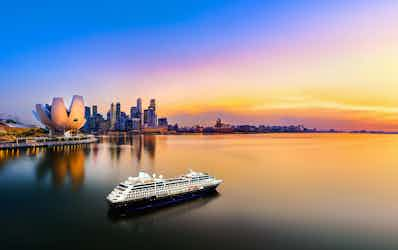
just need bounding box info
[107,183,220,212]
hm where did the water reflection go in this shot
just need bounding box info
[0,135,159,189]
[3,134,398,250]
[132,135,142,162]
[35,146,88,189]
[0,147,44,172]
[108,191,220,223]
[143,135,156,159]
[103,135,156,162]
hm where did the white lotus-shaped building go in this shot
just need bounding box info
[33,95,86,135]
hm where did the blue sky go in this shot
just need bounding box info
[2,1,398,130]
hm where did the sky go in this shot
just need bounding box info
[1,0,398,130]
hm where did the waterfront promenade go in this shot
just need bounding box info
[0,135,98,149]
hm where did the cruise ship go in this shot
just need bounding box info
[106,170,223,211]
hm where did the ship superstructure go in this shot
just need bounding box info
[106,170,222,209]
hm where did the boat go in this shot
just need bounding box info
[106,170,222,212]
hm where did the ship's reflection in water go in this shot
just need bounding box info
[108,191,220,223]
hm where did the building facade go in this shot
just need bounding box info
[33,95,87,135]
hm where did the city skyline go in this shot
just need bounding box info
[82,97,170,134]
[2,1,398,130]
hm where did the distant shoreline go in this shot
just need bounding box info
[96,130,398,136]
[1,129,397,146]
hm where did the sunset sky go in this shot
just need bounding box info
[1,0,398,130]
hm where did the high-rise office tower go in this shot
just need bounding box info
[130,106,139,118]
[83,106,91,132]
[110,103,116,130]
[131,118,141,130]
[137,98,143,130]
[130,106,134,118]
[147,99,157,127]
[144,108,157,128]
[91,105,98,131]
[152,109,157,127]
[137,98,142,114]
[118,112,127,131]
[143,109,149,126]
[92,105,98,117]
[84,106,91,119]
[158,118,168,127]
[116,102,121,121]
[115,102,121,130]
[149,98,156,111]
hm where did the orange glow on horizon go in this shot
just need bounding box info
[82,4,398,132]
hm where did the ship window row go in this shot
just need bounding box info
[165,181,188,185]
[130,186,169,192]
[127,184,207,197]
[191,176,209,180]
[131,182,186,190]
[134,183,155,188]
[128,179,211,192]
[129,184,190,194]
[124,176,210,188]
[132,180,187,188]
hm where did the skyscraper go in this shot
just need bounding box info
[109,103,116,130]
[115,102,121,130]
[79,97,167,132]
[148,99,157,127]
[84,106,91,119]
[137,98,143,130]
[131,118,141,130]
[116,102,121,121]
[143,109,149,126]
[137,98,142,114]
[119,111,127,131]
[144,105,157,128]
[151,109,157,127]
[158,118,168,128]
[149,98,156,111]
[92,105,98,117]
[91,105,98,131]
[84,106,91,132]
[130,106,139,119]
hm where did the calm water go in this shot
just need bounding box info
[2,134,398,250]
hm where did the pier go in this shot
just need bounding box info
[0,135,98,149]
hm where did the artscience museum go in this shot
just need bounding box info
[33,95,86,135]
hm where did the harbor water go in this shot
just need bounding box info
[1,134,398,250]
